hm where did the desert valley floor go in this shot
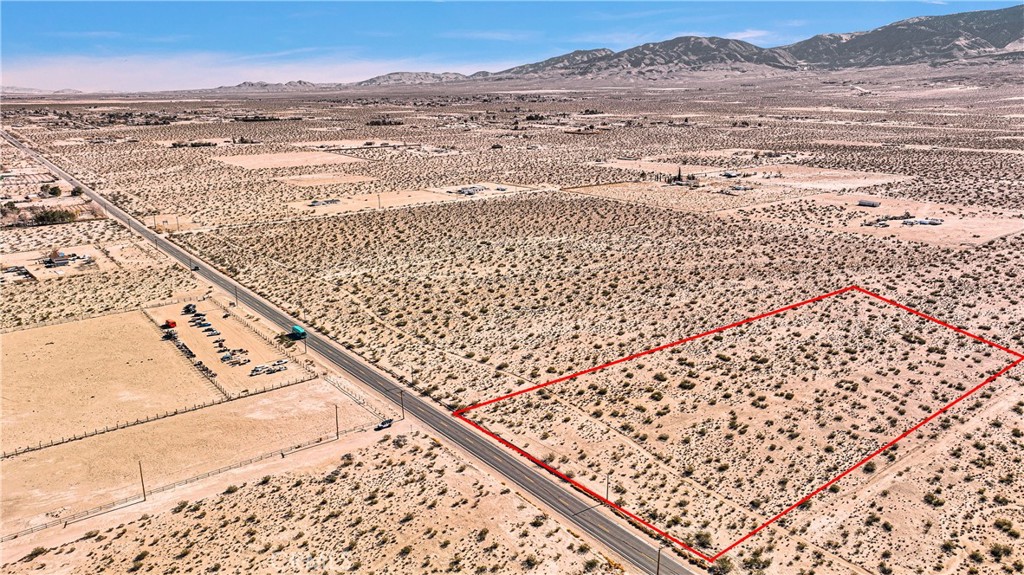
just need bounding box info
[2,62,1024,575]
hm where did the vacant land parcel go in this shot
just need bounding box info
[1,378,372,535]
[213,151,366,170]
[1,310,217,452]
[460,287,1021,561]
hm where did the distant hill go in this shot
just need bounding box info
[212,80,323,92]
[9,5,1019,94]
[356,72,473,86]
[567,37,797,79]
[361,4,1023,84]
[784,4,1024,67]
[0,86,82,95]
[497,49,615,77]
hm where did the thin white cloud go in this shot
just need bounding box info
[584,8,684,22]
[0,53,520,92]
[48,30,124,39]
[226,47,331,62]
[725,29,772,41]
[46,30,190,44]
[437,30,538,42]
[570,32,665,48]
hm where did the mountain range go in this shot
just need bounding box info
[351,5,1022,86]
[3,5,1021,94]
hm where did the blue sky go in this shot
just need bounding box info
[2,1,1019,91]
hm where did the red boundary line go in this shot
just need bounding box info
[454,285,1024,563]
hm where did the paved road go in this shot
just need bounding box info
[2,129,698,575]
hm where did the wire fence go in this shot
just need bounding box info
[1,373,316,460]
[322,375,388,420]
[0,296,202,334]
[138,306,231,399]
[0,422,369,543]
[206,298,319,378]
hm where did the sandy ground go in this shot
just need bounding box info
[592,159,720,176]
[214,151,367,169]
[3,428,621,575]
[0,378,374,534]
[0,219,130,255]
[149,212,198,232]
[473,289,1015,555]
[727,192,1024,247]
[2,244,112,280]
[3,69,1023,573]
[735,163,912,191]
[1,311,217,452]
[567,180,822,213]
[285,189,453,215]
[146,301,299,396]
[274,173,377,187]
[426,181,535,195]
[292,139,410,149]
[285,183,534,215]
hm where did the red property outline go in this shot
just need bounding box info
[453,285,1024,563]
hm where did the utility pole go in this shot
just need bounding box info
[605,472,611,501]
[377,193,381,210]
[656,546,663,575]
[175,214,180,232]
[400,390,405,420]
[139,461,147,502]
[334,404,340,439]
[234,285,238,307]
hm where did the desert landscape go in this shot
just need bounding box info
[3,3,1024,574]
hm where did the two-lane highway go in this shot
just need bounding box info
[2,129,699,575]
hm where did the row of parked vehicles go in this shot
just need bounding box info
[180,304,295,379]
[180,304,394,432]
[250,359,288,377]
[179,304,221,378]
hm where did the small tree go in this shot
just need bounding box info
[34,209,76,225]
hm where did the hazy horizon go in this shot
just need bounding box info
[2,1,1020,92]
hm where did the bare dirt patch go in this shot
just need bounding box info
[274,173,377,187]
[0,378,372,534]
[3,430,620,575]
[426,182,535,195]
[291,139,410,150]
[729,193,1024,247]
[734,164,911,191]
[0,219,130,255]
[213,151,367,170]
[0,311,217,452]
[285,183,533,215]
[592,159,720,176]
[569,181,820,213]
[146,301,301,396]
